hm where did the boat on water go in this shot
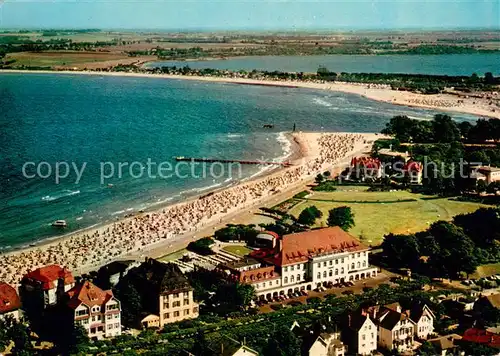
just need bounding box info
[52,220,67,228]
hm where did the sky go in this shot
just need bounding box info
[0,0,499,31]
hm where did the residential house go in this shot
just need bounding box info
[213,336,259,356]
[462,328,500,349]
[349,157,382,181]
[367,303,416,353]
[125,258,199,328]
[476,166,500,185]
[0,282,22,321]
[65,280,121,339]
[403,161,423,185]
[426,334,463,356]
[343,312,377,355]
[230,227,378,301]
[295,321,346,356]
[20,265,75,311]
[409,303,436,339]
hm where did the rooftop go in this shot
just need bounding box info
[477,166,500,173]
[66,280,114,310]
[0,283,21,314]
[23,265,75,290]
[257,227,367,266]
[223,257,261,270]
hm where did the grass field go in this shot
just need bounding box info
[288,186,487,246]
[5,51,129,68]
[471,263,500,279]
[158,248,188,262]
[222,245,252,257]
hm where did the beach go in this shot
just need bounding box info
[0,131,377,285]
[2,69,499,119]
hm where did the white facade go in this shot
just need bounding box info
[356,317,378,356]
[74,298,121,340]
[414,306,435,340]
[378,317,415,353]
[256,249,377,300]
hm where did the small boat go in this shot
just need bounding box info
[263,124,274,128]
[52,220,67,228]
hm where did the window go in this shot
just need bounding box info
[357,253,360,258]
[335,269,338,275]
[76,309,88,317]
[357,262,360,268]
[363,261,366,267]
[290,275,295,283]
[341,258,344,263]
[297,274,300,281]
[284,267,288,272]
[329,270,333,277]
[323,262,326,267]
[263,282,266,288]
[184,291,189,297]
[284,277,288,284]
[317,272,321,279]
[276,280,279,285]
[291,265,294,271]
[163,303,170,309]
[341,267,344,274]
[335,259,339,264]
[362,335,366,340]
[184,309,190,316]
[173,293,179,298]
[184,299,189,306]
[174,311,180,317]
[323,271,327,278]
[107,314,112,320]
[351,263,355,270]
[173,301,181,307]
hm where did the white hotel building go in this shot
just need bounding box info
[220,227,378,300]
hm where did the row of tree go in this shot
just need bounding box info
[381,208,500,279]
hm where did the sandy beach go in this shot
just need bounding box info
[0,131,377,285]
[2,69,499,119]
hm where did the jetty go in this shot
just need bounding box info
[175,157,291,167]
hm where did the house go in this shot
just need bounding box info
[125,258,199,328]
[474,293,500,311]
[426,334,462,356]
[409,303,436,339]
[0,282,22,321]
[65,280,121,339]
[378,149,410,163]
[475,166,500,185]
[343,313,377,355]
[295,321,346,356]
[213,336,259,356]
[462,328,500,349]
[349,157,382,181]
[402,161,423,185]
[226,227,378,301]
[96,260,139,288]
[20,265,75,311]
[367,303,416,353]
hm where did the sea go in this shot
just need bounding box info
[146,53,500,76]
[0,69,489,249]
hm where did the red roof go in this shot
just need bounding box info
[462,328,500,348]
[24,265,75,290]
[254,227,367,266]
[403,161,423,172]
[351,157,381,169]
[0,283,21,314]
[66,280,114,310]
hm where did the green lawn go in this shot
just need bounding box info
[158,248,188,262]
[288,186,487,246]
[222,245,252,257]
[471,263,500,279]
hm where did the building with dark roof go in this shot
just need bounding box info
[126,258,199,327]
[0,282,22,321]
[343,312,377,355]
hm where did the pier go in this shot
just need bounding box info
[175,157,292,167]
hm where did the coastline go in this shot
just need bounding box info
[1,69,499,119]
[0,131,377,285]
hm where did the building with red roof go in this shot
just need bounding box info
[0,282,22,321]
[65,280,121,339]
[403,161,423,185]
[350,157,383,181]
[221,227,378,301]
[20,265,75,310]
[462,328,500,348]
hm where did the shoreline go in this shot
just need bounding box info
[1,69,499,119]
[0,131,377,285]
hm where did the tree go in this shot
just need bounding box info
[115,280,143,326]
[315,173,325,184]
[262,325,301,356]
[381,234,420,268]
[381,115,415,142]
[418,341,438,356]
[297,206,322,226]
[432,114,460,143]
[191,330,210,356]
[8,321,32,355]
[458,121,473,141]
[327,206,355,231]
